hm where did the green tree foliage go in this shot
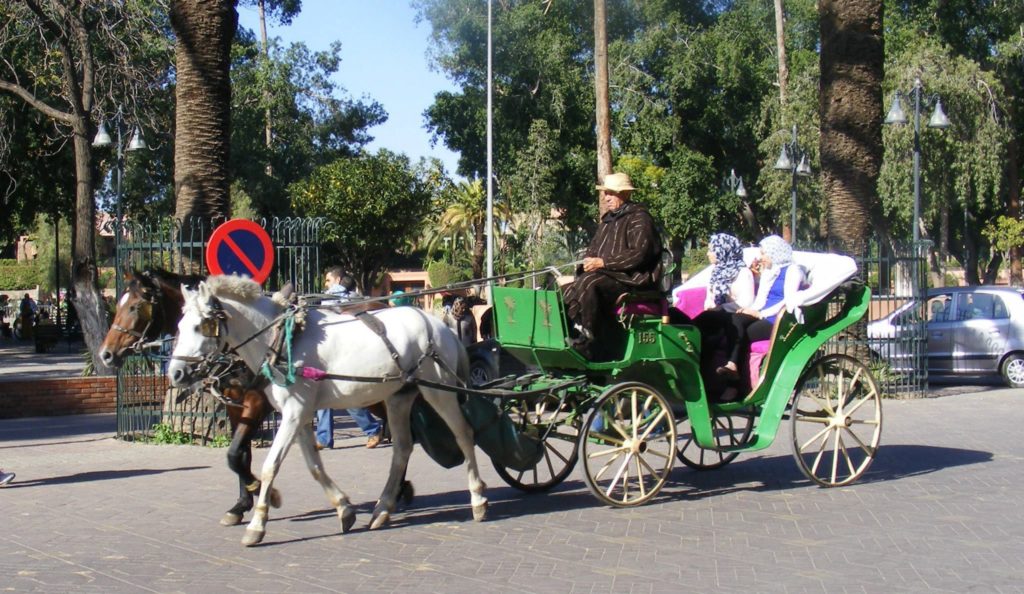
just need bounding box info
[231,29,386,217]
[289,150,433,291]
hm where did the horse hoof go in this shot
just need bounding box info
[369,510,390,531]
[269,488,282,509]
[340,508,356,534]
[220,512,243,527]
[399,481,415,508]
[472,501,488,522]
[241,529,265,547]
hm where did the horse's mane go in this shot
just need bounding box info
[143,268,205,290]
[205,275,262,302]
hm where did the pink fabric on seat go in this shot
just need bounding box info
[749,340,770,354]
[672,287,707,320]
[618,299,668,317]
[748,341,770,389]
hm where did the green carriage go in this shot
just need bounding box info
[485,273,882,507]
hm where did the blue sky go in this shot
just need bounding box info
[236,1,462,175]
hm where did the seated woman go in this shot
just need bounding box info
[692,234,756,370]
[719,234,806,379]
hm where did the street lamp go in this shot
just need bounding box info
[883,77,950,245]
[92,115,147,273]
[722,168,747,198]
[773,124,812,241]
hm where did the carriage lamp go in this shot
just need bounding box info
[883,77,950,245]
[772,124,812,242]
[92,113,148,276]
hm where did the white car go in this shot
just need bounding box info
[867,286,1024,387]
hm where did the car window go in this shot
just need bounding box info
[955,292,1007,321]
[992,295,1010,319]
[927,294,953,322]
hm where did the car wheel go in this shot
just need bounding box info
[1001,353,1024,388]
[469,357,495,387]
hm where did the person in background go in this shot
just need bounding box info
[316,267,386,450]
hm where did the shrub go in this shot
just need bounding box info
[0,261,43,291]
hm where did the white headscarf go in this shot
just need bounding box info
[759,235,793,269]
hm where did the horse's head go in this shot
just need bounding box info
[167,281,229,387]
[99,269,164,368]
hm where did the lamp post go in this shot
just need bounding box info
[773,124,812,242]
[883,77,950,245]
[92,115,147,274]
[722,168,747,198]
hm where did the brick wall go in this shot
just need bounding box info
[0,377,116,418]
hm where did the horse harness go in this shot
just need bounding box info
[109,271,164,344]
[259,303,464,391]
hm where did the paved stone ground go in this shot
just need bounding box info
[2,389,1023,594]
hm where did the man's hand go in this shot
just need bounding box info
[582,257,605,272]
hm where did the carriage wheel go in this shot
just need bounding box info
[675,411,754,470]
[494,390,580,492]
[580,382,676,507]
[790,354,882,487]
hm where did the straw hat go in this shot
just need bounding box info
[596,172,636,193]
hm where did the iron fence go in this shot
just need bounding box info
[800,239,929,398]
[113,217,330,442]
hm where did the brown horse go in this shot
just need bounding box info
[99,269,395,526]
[99,269,282,526]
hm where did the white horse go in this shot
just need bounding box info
[167,275,487,546]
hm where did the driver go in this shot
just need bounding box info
[563,172,661,359]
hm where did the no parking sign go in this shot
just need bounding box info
[206,219,275,284]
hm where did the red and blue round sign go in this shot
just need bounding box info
[206,219,275,284]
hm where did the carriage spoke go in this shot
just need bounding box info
[637,451,663,479]
[634,456,647,499]
[639,409,668,441]
[544,441,571,464]
[631,390,639,440]
[830,427,842,484]
[842,426,877,457]
[842,390,878,417]
[808,429,831,476]
[795,414,831,424]
[593,450,625,481]
[839,434,857,477]
[605,453,632,499]
[800,425,832,452]
[588,444,629,459]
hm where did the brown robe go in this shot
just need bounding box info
[563,201,660,356]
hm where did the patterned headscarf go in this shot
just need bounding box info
[759,235,793,268]
[708,233,745,306]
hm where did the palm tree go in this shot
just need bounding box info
[170,0,237,222]
[426,179,513,280]
[818,0,884,254]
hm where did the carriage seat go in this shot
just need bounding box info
[615,291,669,319]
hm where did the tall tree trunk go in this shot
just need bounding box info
[170,0,237,222]
[593,0,612,216]
[258,0,274,177]
[773,0,789,107]
[70,119,111,376]
[819,0,884,256]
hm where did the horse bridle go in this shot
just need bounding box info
[110,273,164,346]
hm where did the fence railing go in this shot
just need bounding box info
[113,217,329,442]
